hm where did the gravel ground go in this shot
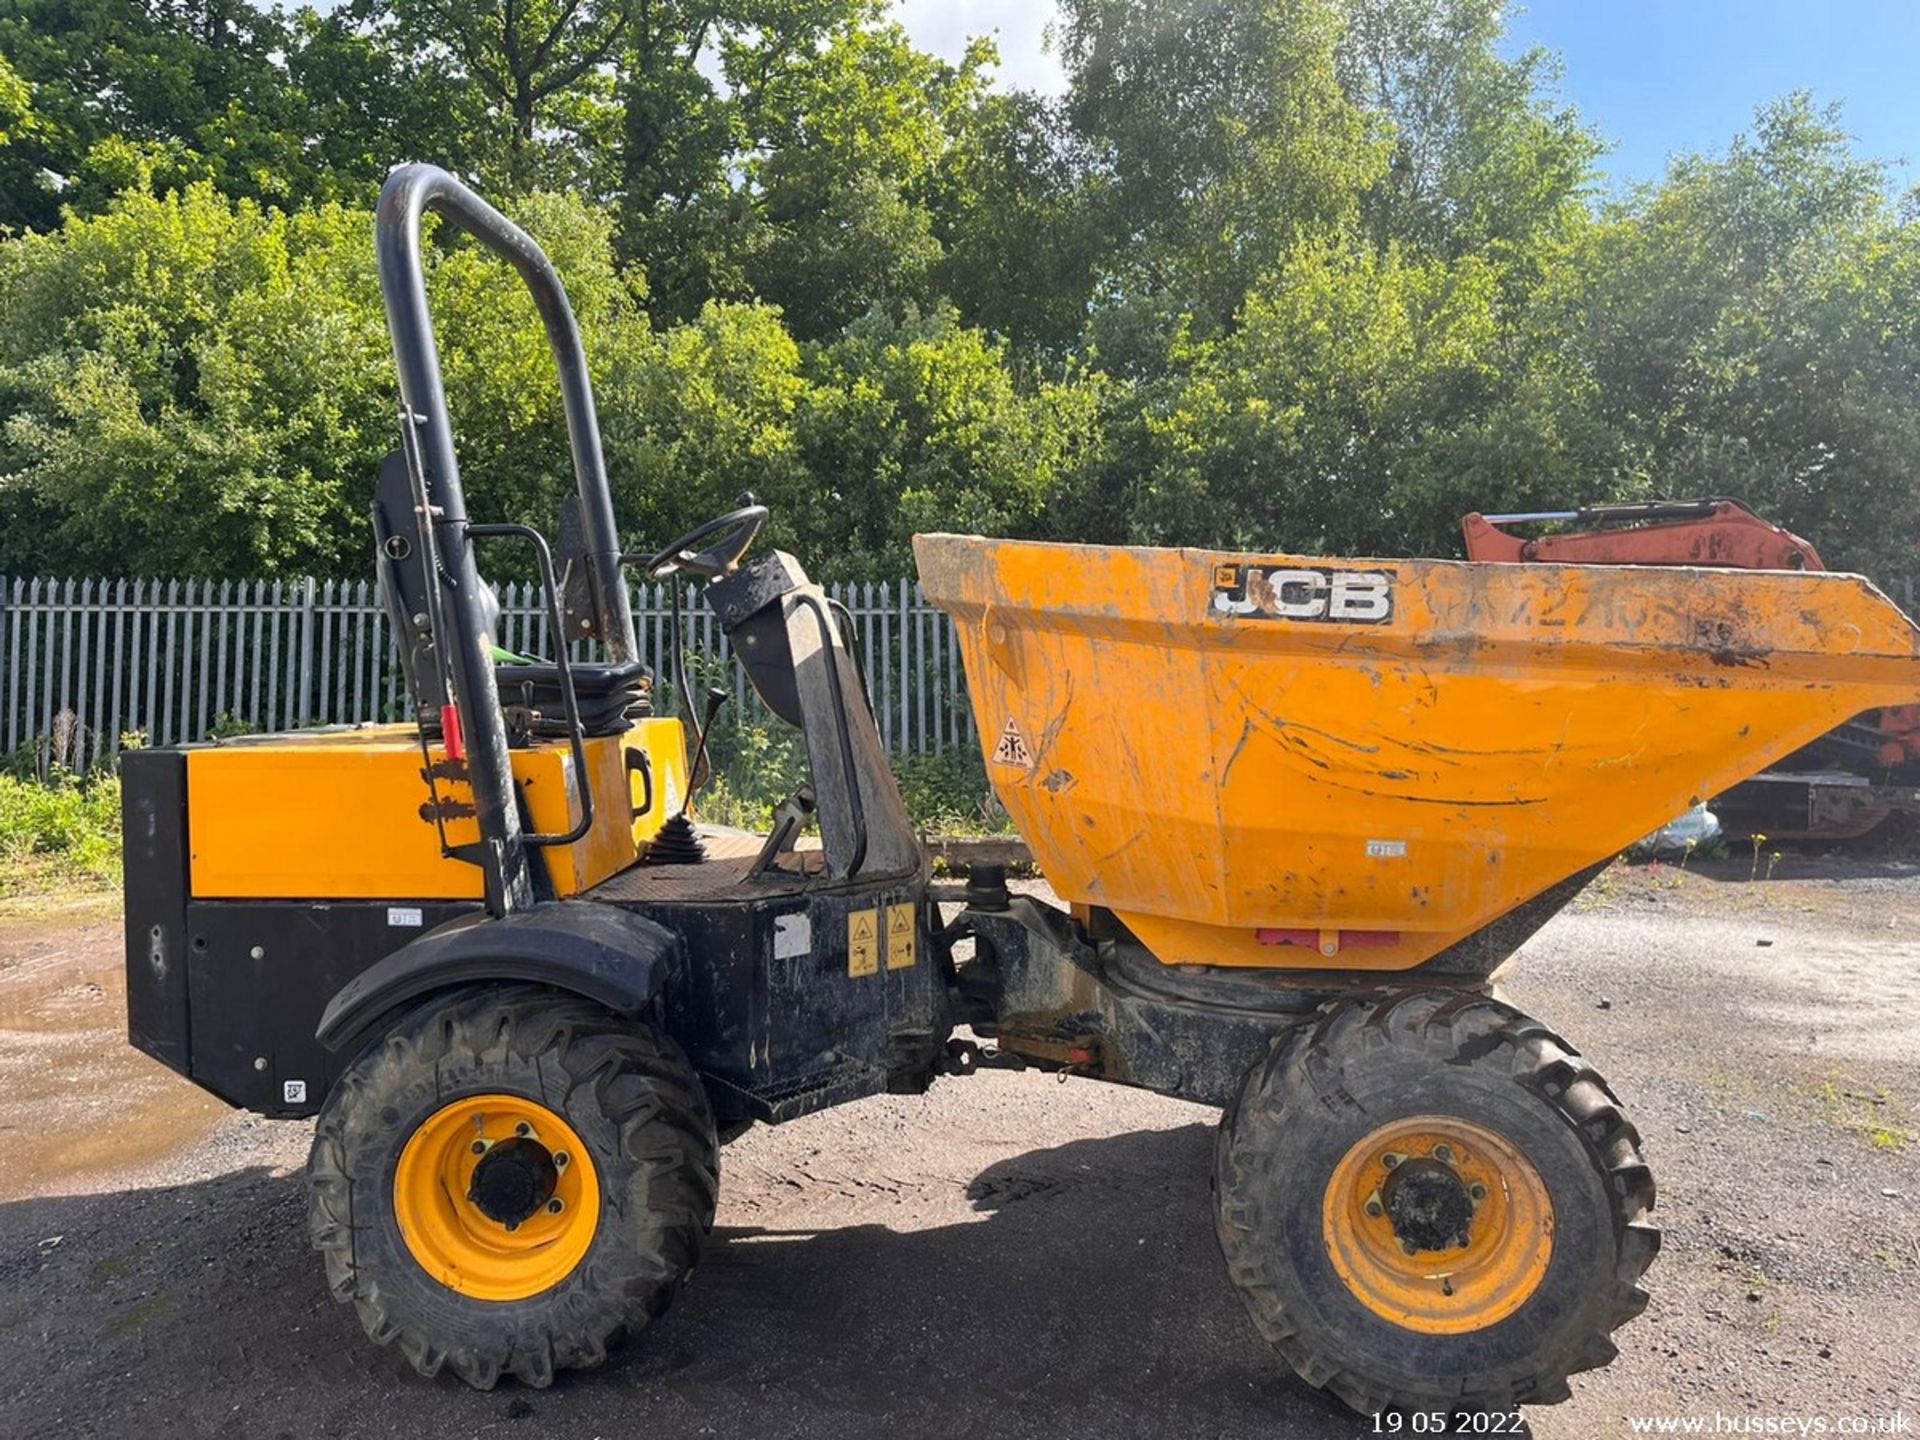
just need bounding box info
[0,861,1916,1440]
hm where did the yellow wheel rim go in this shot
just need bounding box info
[1321,1115,1553,1336]
[393,1093,600,1302]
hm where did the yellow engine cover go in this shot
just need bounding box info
[185,720,689,901]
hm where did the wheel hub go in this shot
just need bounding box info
[1321,1115,1555,1335]
[468,1137,560,1227]
[1382,1157,1476,1253]
[392,1095,600,1301]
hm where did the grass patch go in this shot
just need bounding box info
[0,770,123,898]
[1866,1125,1911,1153]
[1791,1077,1915,1154]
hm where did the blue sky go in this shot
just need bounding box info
[1500,1,1917,189]
[895,0,1918,190]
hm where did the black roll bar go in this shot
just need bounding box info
[375,163,638,913]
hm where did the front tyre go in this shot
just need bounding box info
[1214,989,1658,1416]
[308,985,718,1388]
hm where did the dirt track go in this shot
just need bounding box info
[1,861,1917,1439]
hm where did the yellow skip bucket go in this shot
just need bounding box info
[914,535,1920,972]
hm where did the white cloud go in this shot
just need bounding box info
[892,0,1067,95]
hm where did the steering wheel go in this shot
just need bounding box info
[635,497,769,580]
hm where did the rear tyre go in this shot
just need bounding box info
[1214,989,1658,1416]
[308,985,718,1388]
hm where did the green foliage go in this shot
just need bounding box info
[0,47,31,144]
[697,715,1004,835]
[0,770,122,894]
[1559,94,1920,575]
[599,298,810,557]
[891,748,1005,835]
[0,184,383,574]
[795,307,1110,573]
[2,0,1918,582]
[0,182,654,576]
[697,717,813,831]
[1061,0,1388,365]
[1336,0,1602,261]
[363,0,628,192]
[1121,237,1509,550]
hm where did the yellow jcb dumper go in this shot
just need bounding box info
[120,166,1920,1418]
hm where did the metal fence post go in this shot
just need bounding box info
[296,576,317,727]
[0,570,1023,761]
[2,577,17,755]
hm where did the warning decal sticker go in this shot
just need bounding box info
[886,902,917,971]
[991,718,1032,767]
[848,909,879,977]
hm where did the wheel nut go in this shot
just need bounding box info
[1470,1183,1488,1201]
[515,1122,532,1137]
[554,1152,569,1169]
[547,1199,563,1215]
[505,1221,519,1232]
[1365,1198,1384,1218]
[471,1140,487,1155]
[1382,1152,1402,1170]
[1433,1143,1454,1164]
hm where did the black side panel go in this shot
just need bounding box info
[642,882,943,1125]
[122,748,191,1074]
[186,901,479,1117]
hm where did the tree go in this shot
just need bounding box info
[1056,0,1386,365]
[794,306,1108,571]
[360,0,632,191]
[1335,0,1601,262]
[618,2,988,338]
[1563,94,1920,575]
[0,181,652,576]
[0,48,53,225]
[0,0,301,226]
[4,0,1918,588]
[285,7,495,194]
[930,90,1101,358]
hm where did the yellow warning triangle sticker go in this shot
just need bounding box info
[888,906,912,935]
[992,717,1032,766]
[852,912,875,940]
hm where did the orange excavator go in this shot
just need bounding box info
[1462,499,1920,840]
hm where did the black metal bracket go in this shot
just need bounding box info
[795,592,868,878]
[467,522,594,847]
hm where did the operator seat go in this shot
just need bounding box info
[371,452,651,742]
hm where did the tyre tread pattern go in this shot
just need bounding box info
[1214,987,1659,1416]
[308,985,718,1389]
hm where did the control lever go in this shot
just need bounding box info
[684,686,730,806]
[750,786,818,876]
[641,683,730,869]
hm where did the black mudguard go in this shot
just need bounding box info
[316,900,684,1053]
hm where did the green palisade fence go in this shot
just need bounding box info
[0,576,978,773]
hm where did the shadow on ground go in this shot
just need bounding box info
[1675,851,1920,885]
[0,1124,1454,1440]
